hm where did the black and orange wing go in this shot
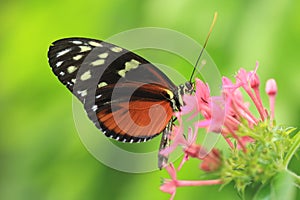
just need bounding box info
[48,37,176,142]
[94,83,174,142]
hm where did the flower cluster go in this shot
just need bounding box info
[159,63,300,199]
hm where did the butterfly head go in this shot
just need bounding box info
[171,81,193,111]
[184,81,193,94]
[177,81,193,96]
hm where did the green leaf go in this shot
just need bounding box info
[253,182,272,200]
[253,171,296,200]
[270,171,296,200]
[284,131,300,167]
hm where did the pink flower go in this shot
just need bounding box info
[160,163,222,200]
[207,96,225,133]
[183,64,277,153]
[200,148,221,172]
[159,115,201,170]
[250,72,260,89]
[160,64,281,198]
[195,78,210,102]
[235,64,266,120]
[266,79,277,120]
[160,163,177,200]
[181,78,210,118]
[266,79,277,96]
[178,127,201,170]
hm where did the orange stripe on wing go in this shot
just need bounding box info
[97,100,173,138]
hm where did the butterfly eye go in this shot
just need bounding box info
[185,81,193,92]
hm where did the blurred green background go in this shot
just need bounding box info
[1,0,299,199]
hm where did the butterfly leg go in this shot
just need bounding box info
[158,119,173,169]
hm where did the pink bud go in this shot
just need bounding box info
[200,149,221,172]
[184,144,201,158]
[250,73,260,89]
[265,79,277,120]
[266,79,277,96]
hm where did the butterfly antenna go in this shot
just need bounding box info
[189,12,218,83]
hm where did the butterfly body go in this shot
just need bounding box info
[48,37,192,167]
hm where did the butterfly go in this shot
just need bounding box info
[47,38,193,168]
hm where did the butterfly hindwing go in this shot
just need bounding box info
[93,83,174,142]
[48,37,176,142]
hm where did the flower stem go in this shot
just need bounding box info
[269,95,275,120]
[227,126,247,152]
[244,87,266,121]
[177,179,222,187]
[284,131,300,167]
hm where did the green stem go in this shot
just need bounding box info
[283,131,300,167]
[286,170,300,188]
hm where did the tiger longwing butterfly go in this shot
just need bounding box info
[47,37,193,168]
[47,13,217,169]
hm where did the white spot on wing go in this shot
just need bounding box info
[98,82,108,88]
[67,66,78,74]
[92,105,98,111]
[73,54,83,60]
[81,90,87,97]
[80,70,91,81]
[56,61,63,67]
[79,46,92,53]
[57,48,71,57]
[118,59,141,77]
[71,78,76,83]
[91,59,105,66]
[110,46,122,53]
[72,40,83,45]
[59,71,65,76]
[77,90,87,97]
[89,41,103,47]
[118,70,126,77]
[125,59,140,70]
[98,52,108,58]
[96,94,102,99]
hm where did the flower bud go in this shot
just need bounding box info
[200,149,221,172]
[250,73,260,89]
[265,79,277,120]
[184,144,201,158]
[266,79,277,96]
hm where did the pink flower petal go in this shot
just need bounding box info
[208,96,225,133]
[195,78,210,103]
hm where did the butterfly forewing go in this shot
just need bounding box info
[48,37,176,142]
